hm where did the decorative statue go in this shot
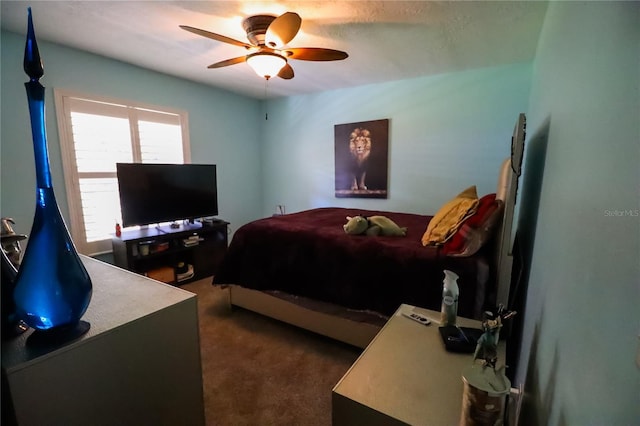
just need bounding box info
[473,308,517,368]
[2,217,29,338]
[1,218,27,268]
[473,312,502,368]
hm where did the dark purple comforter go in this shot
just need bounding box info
[213,207,490,318]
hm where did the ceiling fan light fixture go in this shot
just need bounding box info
[181,11,347,82]
[246,52,286,80]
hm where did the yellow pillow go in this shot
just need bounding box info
[421,186,479,246]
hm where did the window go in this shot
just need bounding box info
[54,89,190,255]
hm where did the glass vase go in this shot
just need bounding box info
[13,8,92,334]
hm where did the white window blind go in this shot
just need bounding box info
[55,90,190,255]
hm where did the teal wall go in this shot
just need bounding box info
[516,2,639,424]
[0,31,263,240]
[1,28,532,239]
[3,3,638,422]
[259,63,532,216]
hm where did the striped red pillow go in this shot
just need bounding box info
[442,194,503,256]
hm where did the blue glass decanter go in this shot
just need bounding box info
[13,8,92,338]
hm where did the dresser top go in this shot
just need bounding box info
[2,255,196,371]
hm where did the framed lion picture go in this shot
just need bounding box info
[334,118,389,198]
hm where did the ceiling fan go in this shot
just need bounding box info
[180,12,348,80]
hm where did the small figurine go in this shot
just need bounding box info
[1,217,27,268]
[474,311,501,368]
[473,307,517,369]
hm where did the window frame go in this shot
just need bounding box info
[54,89,191,255]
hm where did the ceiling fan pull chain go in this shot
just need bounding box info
[264,79,269,120]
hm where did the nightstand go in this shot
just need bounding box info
[332,304,505,425]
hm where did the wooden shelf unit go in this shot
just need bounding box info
[111,220,228,285]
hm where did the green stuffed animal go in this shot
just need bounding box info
[343,215,407,237]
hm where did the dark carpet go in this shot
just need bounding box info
[179,279,361,426]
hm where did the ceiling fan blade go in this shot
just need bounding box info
[277,63,294,80]
[285,48,348,61]
[207,56,247,69]
[265,12,301,48]
[180,25,252,49]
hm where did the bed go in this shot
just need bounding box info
[214,115,525,348]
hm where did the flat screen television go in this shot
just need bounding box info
[116,163,219,228]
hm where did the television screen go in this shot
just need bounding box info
[116,163,219,228]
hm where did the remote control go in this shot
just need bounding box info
[402,311,431,326]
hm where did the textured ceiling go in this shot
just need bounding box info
[1,1,548,99]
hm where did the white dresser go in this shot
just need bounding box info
[1,256,205,426]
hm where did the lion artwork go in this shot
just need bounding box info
[348,128,372,190]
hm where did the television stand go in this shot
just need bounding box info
[111,220,228,285]
[202,217,224,226]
